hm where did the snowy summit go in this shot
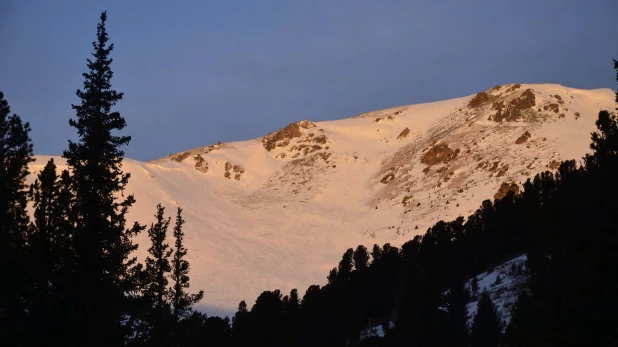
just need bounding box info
[28,83,616,315]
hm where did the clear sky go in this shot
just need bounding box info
[1,0,617,161]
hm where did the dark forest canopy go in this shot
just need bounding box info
[1,11,617,347]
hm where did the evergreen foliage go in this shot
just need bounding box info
[143,204,174,345]
[170,207,204,323]
[0,90,34,345]
[503,291,538,347]
[470,292,503,347]
[445,282,470,347]
[60,11,146,344]
[353,245,370,271]
[28,159,70,344]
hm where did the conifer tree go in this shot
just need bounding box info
[371,244,382,262]
[28,165,76,344]
[231,300,251,346]
[585,110,618,172]
[327,267,338,285]
[202,316,232,346]
[446,282,470,347]
[337,248,354,280]
[470,292,503,347]
[61,11,144,344]
[288,288,300,311]
[143,204,174,345]
[0,90,34,344]
[28,159,69,343]
[353,245,370,271]
[29,159,63,276]
[503,291,540,347]
[170,207,204,323]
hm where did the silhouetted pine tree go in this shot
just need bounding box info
[175,311,207,347]
[445,282,470,347]
[61,11,144,345]
[470,292,503,347]
[251,289,285,347]
[503,291,541,347]
[353,245,370,271]
[327,267,338,285]
[0,91,34,345]
[143,204,174,346]
[370,244,382,262]
[281,288,301,346]
[231,301,251,347]
[170,207,204,323]
[288,288,300,311]
[202,316,232,347]
[28,159,71,344]
[337,248,354,281]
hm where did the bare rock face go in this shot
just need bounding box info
[548,160,560,170]
[194,154,208,173]
[494,182,520,200]
[505,84,522,93]
[262,120,316,151]
[380,173,395,184]
[397,128,410,139]
[466,84,542,123]
[286,132,330,159]
[421,143,459,166]
[490,89,536,122]
[224,162,245,180]
[543,103,560,113]
[515,131,531,144]
[468,91,491,108]
[552,94,564,104]
[374,115,395,123]
[172,151,191,162]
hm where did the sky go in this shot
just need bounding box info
[1,0,617,161]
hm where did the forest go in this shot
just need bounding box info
[1,12,617,347]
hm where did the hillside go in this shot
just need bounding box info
[28,83,616,316]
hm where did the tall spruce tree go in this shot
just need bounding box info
[0,91,34,345]
[28,159,68,344]
[29,159,64,277]
[503,291,540,347]
[337,248,354,281]
[143,204,174,345]
[170,207,204,323]
[353,245,370,271]
[446,282,470,347]
[470,292,503,347]
[61,11,144,345]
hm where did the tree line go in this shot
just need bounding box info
[2,11,618,347]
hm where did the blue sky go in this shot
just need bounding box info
[1,0,617,161]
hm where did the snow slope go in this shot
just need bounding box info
[466,254,528,327]
[27,84,616,316]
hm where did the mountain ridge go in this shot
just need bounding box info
[28,83,616,316]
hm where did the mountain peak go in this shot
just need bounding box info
[29,83,616,314]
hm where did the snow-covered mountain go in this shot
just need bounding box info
[28,83,616,316]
